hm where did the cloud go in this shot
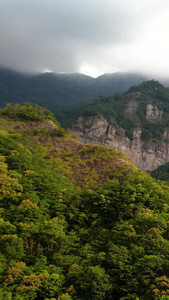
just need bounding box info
[0,0,169,77]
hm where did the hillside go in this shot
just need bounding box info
[0,68,150,110]
[150,162,169,181]
[65,80,169,171]
[1,104,169,299]
[61,80,169,138]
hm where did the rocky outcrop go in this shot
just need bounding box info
[72,116,109,144]
[146,104,162,122]
[124,93,140,117]
[124,100,138,116]
[124,100,163,123]
[70,115,169,171]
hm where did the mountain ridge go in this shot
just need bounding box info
[0,68,152,110]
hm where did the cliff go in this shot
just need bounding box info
[70,114,169,172]
[67,80,169,171]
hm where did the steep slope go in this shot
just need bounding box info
[69,80,169,171]
[0,103,132,189]
[1,104,169,299]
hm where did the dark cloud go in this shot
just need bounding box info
[0,0,169,76]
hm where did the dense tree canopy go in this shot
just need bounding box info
[1,104,169,299]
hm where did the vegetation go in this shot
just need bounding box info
[0,68,148,110]
[0,103,58,123]
[1,104,169,299]
[2,69,169,143]
[56,80,169,142]
[150,163,169,181]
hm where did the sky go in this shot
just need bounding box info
[1,0,169,78]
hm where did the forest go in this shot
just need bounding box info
[1,104,169,299]
[56,80,169,142]
[0,69,149,110]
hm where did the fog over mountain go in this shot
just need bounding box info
[0,68,153,110]
[1,0,169,78]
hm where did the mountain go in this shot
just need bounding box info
[3,71,169,172]
[68,80,169,171]
[1,103,169,299]
[0,68,151,111]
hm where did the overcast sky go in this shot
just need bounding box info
[1,0,169,77]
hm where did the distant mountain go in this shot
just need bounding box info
[0,68,151,111]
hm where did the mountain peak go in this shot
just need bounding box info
[127,79,165,95]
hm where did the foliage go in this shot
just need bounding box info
[0,103,58,123]
[1,104,169,299]
[150,163,169,181]
[0,69,148,111]
[56,80,169,142]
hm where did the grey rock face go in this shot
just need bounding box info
[70,115,169,171]
[146,104,162,122]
